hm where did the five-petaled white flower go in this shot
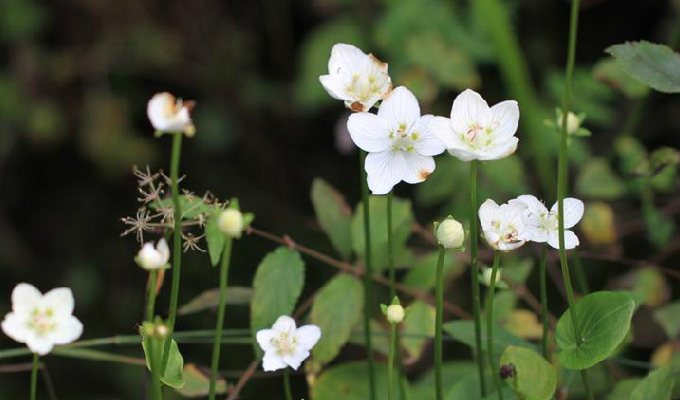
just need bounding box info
[135,239,170,270]
[429,89,519,162]
[2,283,83,355]
[319,43,392,112]
[478,199,527,251]
[347,86,446,195]
[511,195,584,250]
[256,315,321,371]
[147,92,196,137]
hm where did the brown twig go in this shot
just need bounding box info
[225,360,258,400]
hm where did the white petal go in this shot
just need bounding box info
[402,152,435,184]
[377,86,420,126]
[328,43,367,78]
[365,150,406,195]
[319,74,348,101]
[447,147,479,162]
[488,100,519,140]
[478,137,518,161]
[482,230,501,250]
[256,329,276,352]
[478,199,500,232]
[26,335,54,356]
[1,312,30,343]
[347,113,391,152]
[523,226,550,243]
[42,288,74,318]
[262,351,287,372]
[551,198,584,229]
[283,349,310,370]
[296,325,321,351]
[157,239,170,265]
[12,283,42,315]
[272,315,297,334]
[501,202,527,230]
[412,115,445,156]
[547,230,580,250]
[498,239,526,252]
[51,316,83,345]
[512,195,547,217]
[450,89,490,134]
[428,116,457,149]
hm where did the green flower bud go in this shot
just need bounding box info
[436,216,465,249]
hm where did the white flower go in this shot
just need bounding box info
[436,216,465,249]
[511,195,584,250]
[478,199,527,251]
[135,239,170,270]
[218,209,244,238]
[1,283,83,355]
[256,315,321,371]
[429,89,520,162]
[147,92,196,137]
[386,304,405,324]
[319,43,392,112]
[347,86,446,195]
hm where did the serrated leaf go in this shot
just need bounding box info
[654,301,680,339]
[606,41,680,93]
[311,178,353,260]
[402,300,435,360]
[630,364,675,400]
[555,291,635,370]
[178,287,253,315]
[142,338,185,389]
[205,212,225,266]
[311,274,364,364]
[500,346,556,400]
[174,363,229,397]
[250,247,305,358]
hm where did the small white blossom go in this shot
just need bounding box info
[147,92,196,137]
[347,86,446,195]
[429,89,519,162]
[218,209,244,238]
[319,43,392,112]
[386,304,405,324]
[2,283,83,355]
[436,217,465,249]
[135,239,170,270]
[511,195,584,250]
[478,199,527,251]
[256,315,321,371]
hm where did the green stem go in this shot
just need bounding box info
[434,248,446,400]
[149,337,163,400]
[487,251,504,400]
[558,1,594,399]
[30,353,39,400]
[387,323,397,400]
[283,368,293,400]
[208,238,233,400]
[387,191,395,299]
[572,252,589,295]
[147,270,158,322]
[162,132,183,374]
[359,150,377,400]
[539,245,549,360]
[469,160,486,397]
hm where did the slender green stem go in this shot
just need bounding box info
[469,160,486,397]
[487,251,504,400]
[283,368,293,400]
[558,1,594,399]
[162,132,183,374]
[208,238,233,400]
[572,252,589,295]
[434,248,446,400]
[146,270,158,322]
[387,323,397,400]
[539,245,549,360]
[30,353,39,400]
[149,337,163,400]
[387,191,395,299]
[359,150,377,400]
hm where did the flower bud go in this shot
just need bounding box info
[218,209,244,238]
[482,267,502,287]
[436,217,465,249]
[135,239,170,270]
[155,324,169,338]
[386,304,405,324]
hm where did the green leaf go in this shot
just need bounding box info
[654,301,680,339]
[443,320,535,355]
[174,363,229,397]
[606,41,680,93]
[351,195,413,271]
[630,365,676,400]
[204,211,225,266]
[575,158,627,200]
[607,379,640,400]
[311,178,353,260]
[555,291,636,370]
[403,250,464,291]
[409,362,477,400]
[142,339,185,388]
[178,287,253,315]
[312,361,408,400]
[250,247,305,357]
[402,300,435,359]
[311,274,364,364]
[593,58,649,98]
[500,346,556,400]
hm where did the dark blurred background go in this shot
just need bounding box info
[1,0,679,398]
